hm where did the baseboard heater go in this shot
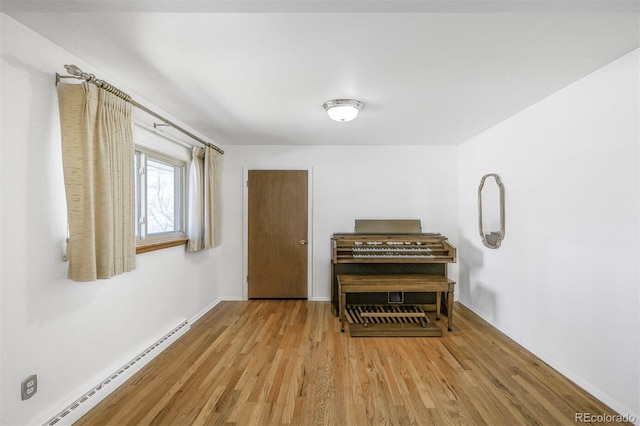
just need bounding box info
[44,319,189,426]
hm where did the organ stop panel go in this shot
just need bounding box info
[331,220,457,336]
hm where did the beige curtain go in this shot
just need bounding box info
[187,146,222,251]
[187,147,204,251]
[57,83,136,281]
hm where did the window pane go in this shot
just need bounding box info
[146,158,181,234]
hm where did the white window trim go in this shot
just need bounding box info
[135,146,188,247]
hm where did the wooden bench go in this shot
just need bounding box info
[337,274,456,333]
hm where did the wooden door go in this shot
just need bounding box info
[248,170,308,299]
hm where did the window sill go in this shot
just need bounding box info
[136,237,188,254]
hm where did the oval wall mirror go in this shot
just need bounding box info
[478,173,505,249]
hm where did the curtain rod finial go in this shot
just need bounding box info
[65,64,82,76]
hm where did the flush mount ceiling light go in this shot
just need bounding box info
[322,99,364,122]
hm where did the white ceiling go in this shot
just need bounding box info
[2,1,639,146]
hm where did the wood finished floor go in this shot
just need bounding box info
[77,301,627,425]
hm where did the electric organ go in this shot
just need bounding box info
[331,220,457,337]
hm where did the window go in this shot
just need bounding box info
[135,148,187,250]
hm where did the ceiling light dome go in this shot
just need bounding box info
[322,99,364,122]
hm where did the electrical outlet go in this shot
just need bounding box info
[21,374,37,400]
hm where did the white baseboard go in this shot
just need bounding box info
[190,298,223,324]
[457,299,640,425]
[42,319,190,426]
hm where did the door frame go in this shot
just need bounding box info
[242,167,314,300]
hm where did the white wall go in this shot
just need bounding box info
[1,15,223,425]
[3,10,638,425]
[458,49,639,417]
[220,145,459,300]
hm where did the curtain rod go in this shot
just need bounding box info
[55,65,224,155]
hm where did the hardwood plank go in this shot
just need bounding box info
[76,301,631,426]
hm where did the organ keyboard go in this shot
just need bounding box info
[331,220,457,336]
[333,233,455,264]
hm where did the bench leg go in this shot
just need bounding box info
[339,290,346,333]
[447,288,454,331]
[435,291,442,321]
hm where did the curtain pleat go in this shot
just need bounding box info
[187,147,204,252]
[187,146,222,251]
[204,147,222,248]
[57,83,136,281]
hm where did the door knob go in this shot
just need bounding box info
[300,240,307,245]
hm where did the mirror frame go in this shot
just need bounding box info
[478,173,505,249]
